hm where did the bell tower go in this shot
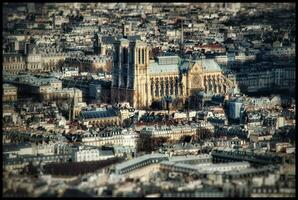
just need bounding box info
[112,39,130,103]
[111,39,151,109]
[131,40,151,109]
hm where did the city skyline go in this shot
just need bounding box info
[2,2,296,198]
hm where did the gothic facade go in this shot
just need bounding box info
[111,38,236,109]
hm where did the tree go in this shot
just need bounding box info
[26,161,39,176]
[195,128,213,141]
[137,135,169,153]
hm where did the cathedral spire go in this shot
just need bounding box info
[93,31,101,55]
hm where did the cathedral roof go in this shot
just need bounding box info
[149,55,181,74]
[148,57,221,75]
[201,59,221,72]
[149,62,179,74]
[179,60,195,72]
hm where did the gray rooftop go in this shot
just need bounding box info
[3,143,32,153]
[149,57,221,75]
[3,83,17,89]
[13,74,61,87]
[115,153,168,171]
[160,161,199,171]
[201,59,221,72]
[157,56,180,65]
[169,154,212,163]
[149,62,179,74]
[80,109,118,119]
[160,161,251,174]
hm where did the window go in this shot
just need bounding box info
[142,49,145,64]
[138,49,141,64]
[123,48,128,64]
[129,47,133,64]
[115,46,119,62]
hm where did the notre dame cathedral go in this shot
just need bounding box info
[111,38,236,109]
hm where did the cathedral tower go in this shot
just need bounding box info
[131,40,151,109]
[111,39,150,109]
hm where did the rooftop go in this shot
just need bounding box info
[201,59,221,72]
[169,154,212,163]
[149,58,221,74]
[149,62,179,74]
[80,109,118,119]
[115,153,168,171]
[3,83,17,89]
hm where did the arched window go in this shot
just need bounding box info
[123,48,128,64]
[115,46,119,62]
[130,47,133,64]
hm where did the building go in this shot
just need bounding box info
[235,64,295,93]
[62,66,79,78]
[249,133,272,143]
[80,128,139,147]
[71,146,114,162]
[246,112,262,127]
[3,141,73,158]
[190,92,213,109]
[5,74,83,103]
[115,153,169,175]
[112,145,136,157]
[228,101,243,120]
[251,186,295,197]
[163,187,225,198]
[3,43,66,74]
[64,55,112,73]
[26,47,43,72]
[3,53,26,74]
[111,38,236,109]
[222,165,279,180]
[140,124,198,141]
[4,154,73,171]
[160,143,202,156]
[43,88,83,103]
[168,154,212,164]
[275,143,293,153]
[122,23,132,37]
[160,161,250,176]
[38,45,67,72]
[276,117,285,129]
[79,108,120,128]
[3,84,17,102]
[197,121,215,133]
[211,147,284,165]
[5,74,59,98]
[61,76,111,103]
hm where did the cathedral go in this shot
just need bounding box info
[111,38,236,109]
